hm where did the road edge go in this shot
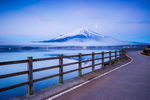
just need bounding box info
[47,55,133,100]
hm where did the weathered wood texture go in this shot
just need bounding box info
[0,50,125,95]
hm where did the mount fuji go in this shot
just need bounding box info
[41,27,126,46]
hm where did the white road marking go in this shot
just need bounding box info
[47,55,133,100]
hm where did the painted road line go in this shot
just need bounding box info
[47,55,133,100]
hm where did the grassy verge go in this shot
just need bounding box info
[140,51,150,56]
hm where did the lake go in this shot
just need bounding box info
[0,49,118,100]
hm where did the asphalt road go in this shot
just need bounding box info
[54,51,150,100]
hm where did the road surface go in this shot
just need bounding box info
[53,51,150,100]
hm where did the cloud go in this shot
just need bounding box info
[138,21,150,24]
[117,21,150,24]
[33,16,52,22]
[95,25,98,28]
[73,8,90,15]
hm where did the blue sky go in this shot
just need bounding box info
[0,0,150,44]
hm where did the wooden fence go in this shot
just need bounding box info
[0,49,126,95]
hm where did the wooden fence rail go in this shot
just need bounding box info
[0,49,126,95]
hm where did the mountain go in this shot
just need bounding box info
[40,27,126,46]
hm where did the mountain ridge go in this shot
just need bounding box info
[41,27,121,44]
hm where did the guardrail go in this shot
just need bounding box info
[0,49,126,95]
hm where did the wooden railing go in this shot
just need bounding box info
[0,49,126,95]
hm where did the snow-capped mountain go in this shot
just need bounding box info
[41,27,125,46]
[53,27,105,41]
[43,27,118,42]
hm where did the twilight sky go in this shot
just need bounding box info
[0,0,150,44]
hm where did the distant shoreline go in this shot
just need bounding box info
[0,44,148,52]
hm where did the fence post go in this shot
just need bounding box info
[109,51,112,65]
[115,50,117,62]
[121,49,124,59]
[92,52,95,71]
[123,49,126,57]
[122,49,126,58]
[119,50,122,60]
[101,51,104,68]
[27,57,34,95]
[59,54,63,83]
[78,53,82,77]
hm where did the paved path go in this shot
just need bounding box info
[53,51,150,100]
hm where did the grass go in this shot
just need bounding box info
[140,51,150,56]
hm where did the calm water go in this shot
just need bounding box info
[0,49,118,100]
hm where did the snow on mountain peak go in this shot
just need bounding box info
[41,27,125,45]
[54,27,104,40]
